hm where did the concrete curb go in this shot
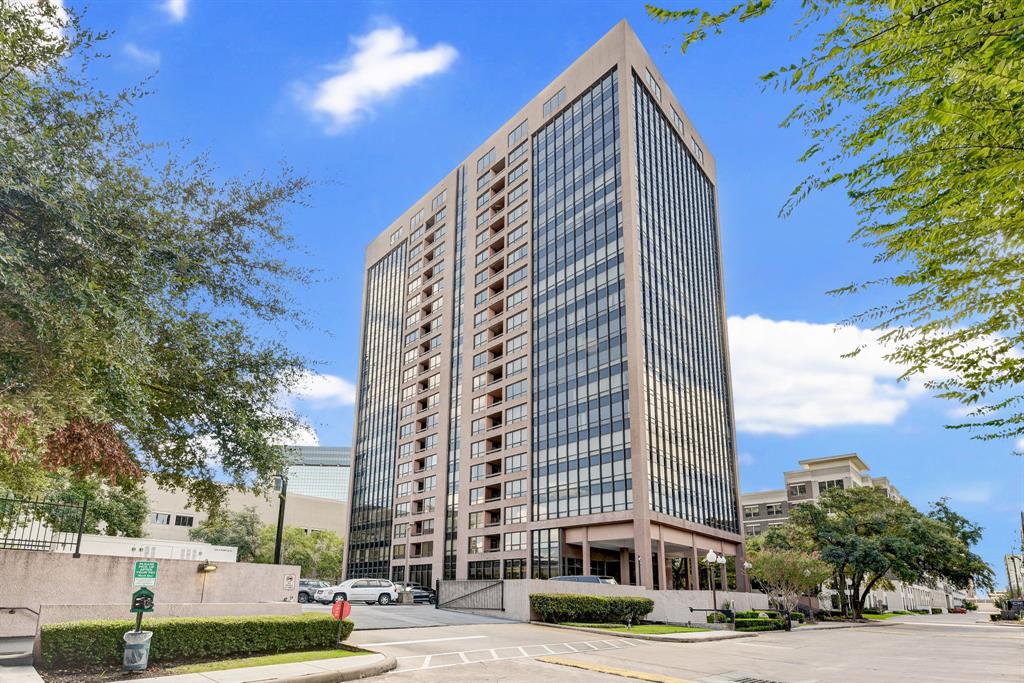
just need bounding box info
[529,622,756,643]
[130,652,396,683]
[277,653,397,682]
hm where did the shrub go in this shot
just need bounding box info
[962,600,977,611]
[40,614,352,669]
[529,594,654,625]
[931,608,942,614]
[706,612,729,623]
[910,609,930,615]
[861,608,883,615]
[735,617,786,631]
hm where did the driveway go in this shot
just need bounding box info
[301,603,511,630]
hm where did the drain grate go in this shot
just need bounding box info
[732,678,785,683]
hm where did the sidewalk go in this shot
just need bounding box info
[130,653,395,683]
[531,622,756,643]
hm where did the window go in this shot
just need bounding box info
[394,523,408,538]
[419,475,437,492]
[503,531,526,551]
[473,330,488,348]
[399,443,413,458]
[506,380,527,400]
[396,482,412,497]
[507,181,528,205]
[508,119,528,146]
[507,245,527,267]
[393,544,406,559]
[507,162,527,184]
[743,505,759,519]
[150,513,170,525]
[691,137,704,163]
[507,266,527,286]
[504,558,526,579]
[745,525,762,537]
[473,351,489,369]
[410,209,424,228]
[394,502,410,517]
[789,483,808,497]
[404,348,418,363]
[409,225,424,242]
[505,478,526,499]
[431,189,447,210]
[474,270,488,287]
[645,68,662,100]
[504,453,525,473]
[467,536,485,554]
[505,428,526,450]
[468,560,500,580]
[543,87,566,116]
[670,105,684,132]
[469,487,485,505]
[390,228,403,244]
[471,417,486,435]
[506,309,527,330]
[507,222,527,245]
[506,356,527,377]
[506,288,527,309]
[470,463,488,481]
[505,403,526,424]
[508,141,527,164]
[399,423,414,438]
[507,202,528,224]
[477,191,490,209]
[504,504,526,524]
[474,290,488,307]
[468,511,484,529]
[397,462,412,477]
[819,479,844,493]
[507,333,527,354]
[477,147,496,173]
[765,503,784,517]
[400,403,415,418]
[476,211,490,228]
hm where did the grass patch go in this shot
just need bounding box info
[169,649,369,673]
[562,623,709,634]
[862,613,900,620]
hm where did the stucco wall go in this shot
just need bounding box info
[0,550,300,637]
[451,579,769,624]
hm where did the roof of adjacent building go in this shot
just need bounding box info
[283,445,352,467]
[797,453,869,471]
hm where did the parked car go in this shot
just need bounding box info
[549,575,618,584]
[949,606,967,614]
[315,578,398,605]
[397,582,437,604]
[297,579,328,604]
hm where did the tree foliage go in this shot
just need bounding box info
[649,0,1024,441]
[255,525,345,581]
[39,474,149,537]
[189,506,264,562]
[747,547,832,612]
[0,1,312,506]
[761,487,994,618]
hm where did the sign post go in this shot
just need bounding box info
[130,587,155,632]
[331,599,351,646]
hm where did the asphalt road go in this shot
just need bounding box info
[345,613,1024,682]
[301,602,511,630]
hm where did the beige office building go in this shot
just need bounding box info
[346,21,744,590]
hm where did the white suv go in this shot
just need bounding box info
[315,578,398,605]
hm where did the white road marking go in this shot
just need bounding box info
[458,651,470,663]
[360,635,488,646]
[420,655,432,669]
[734,641,793,650]
[391,638,644,672]
[540,644,554,653]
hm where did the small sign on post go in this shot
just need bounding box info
[283,574,296,591]
[133,560,158,587]
[331,599,351,647]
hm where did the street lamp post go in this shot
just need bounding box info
[704,550,727,613]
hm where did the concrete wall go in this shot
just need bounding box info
[455,579,769,624]
[0,550,300,637]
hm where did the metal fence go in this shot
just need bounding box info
[435,579,504,611]
[0,494,86,556]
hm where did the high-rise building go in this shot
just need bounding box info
[346,20,743,590]
[284,445,352,502]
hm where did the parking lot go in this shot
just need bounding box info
[301,602,511,630]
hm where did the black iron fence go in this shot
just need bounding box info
[0,494,86,556]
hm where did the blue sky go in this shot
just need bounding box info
[76,0,1022,587]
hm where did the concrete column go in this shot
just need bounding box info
[582,530,591,576]
[635,518,654,589]
[689,546,699,590]
[657,530,667,591]
[720,559,728,590]
[619,547,631,585]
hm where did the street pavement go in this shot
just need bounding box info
[301,602,511,629]
[344,613,1024,682]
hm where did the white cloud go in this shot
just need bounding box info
[738,452,756,466]
[290,370,357,407]
[300,24,457,133]
[272,422,320,448]
[727,315,936,436]
[161,0,188,22]
[1015,437,1024,452]
[11,0,66,42]
[124,43,160,67]
[948,483,995,505]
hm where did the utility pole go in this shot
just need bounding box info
[274,474,288,564]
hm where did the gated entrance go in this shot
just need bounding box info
[435,579,504,611]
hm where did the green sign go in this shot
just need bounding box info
[130,587,155,614]
[133,560,158,587]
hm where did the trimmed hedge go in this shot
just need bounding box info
[931,608,942,614]
[910,609,930,615]
[530,594,654,625]
[735,617,786,632]
[734,610,803,623]
[40,614,353,669]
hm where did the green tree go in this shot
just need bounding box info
[763,487,994,618]
[649,1,1024,442]
[1,0,311,507]
[41,474,149,537]
[255,525,345,581]
[746,547,832,613]
[189,507,263,562]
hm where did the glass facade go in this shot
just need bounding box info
[443,168,467,580]
[284,446,351,502]
[530,527,563,579]
[346,245,407,578]
[633,74,738,533]
[531,68,631,522]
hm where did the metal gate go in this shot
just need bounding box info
[435,579,504,611]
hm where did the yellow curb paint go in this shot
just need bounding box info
[536,655,698,683]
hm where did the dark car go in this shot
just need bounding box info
[549,575,618,584]
[297,579,328,604]
[397,582,437,604]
